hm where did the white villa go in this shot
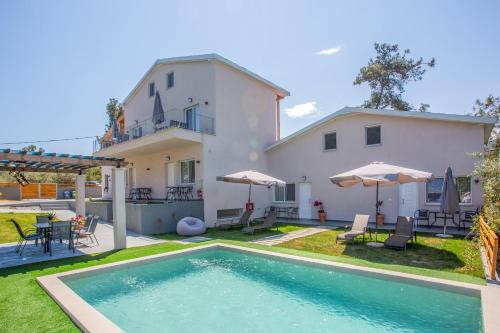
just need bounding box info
[95,54,496,228]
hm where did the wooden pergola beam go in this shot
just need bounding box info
[0,166,85,174]
[0,151,127,173]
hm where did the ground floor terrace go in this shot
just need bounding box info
[1,208,499,332]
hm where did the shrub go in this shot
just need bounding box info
[473,148,500,233]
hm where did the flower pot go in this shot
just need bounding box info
[319,212,327,223]
[376,213,384,226]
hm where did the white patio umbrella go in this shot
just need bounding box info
[329,162,433,246]
[216,170,285,208]
[436,166,461,238]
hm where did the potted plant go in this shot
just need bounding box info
[72,215,86,229]
[47,211,56,221]
[314,200,327,223]
[376,200,384,226]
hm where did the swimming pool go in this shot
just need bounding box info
[53,245,482,333]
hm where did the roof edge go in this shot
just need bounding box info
[122,54,290,105]
[266,107,497,151]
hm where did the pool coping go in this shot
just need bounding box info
[37,242,498,333]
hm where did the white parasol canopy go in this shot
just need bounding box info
[330,162,433,246]
[216,170,285,207]
[217,170,285,186]
[329,162,433,187]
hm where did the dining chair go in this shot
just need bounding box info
[11,219,44,256]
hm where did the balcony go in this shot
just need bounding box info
[93,109,214,155]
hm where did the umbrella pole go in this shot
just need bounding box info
[367,182,383,247]
[248,183,252,203]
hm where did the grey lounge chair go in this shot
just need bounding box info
[216,210,252,230]
[242,211,278,235]
[384,216,416,251]
[336,214,370,244]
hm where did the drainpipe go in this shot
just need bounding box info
[276,95,282,141]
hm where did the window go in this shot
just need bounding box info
[180,160,195,184]
[167,72,174,88]
[148,82,155,97]
[365,125,381,146]
[426,176,472,204]
[324,132,337,150]
[274,183,295,202]
[426,178,443,203]
[217,208,242,219]
[457,176,471,203]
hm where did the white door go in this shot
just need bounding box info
[166,163,176,186]
[298,183,312,219]
[398,183,419,217]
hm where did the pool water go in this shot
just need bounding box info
[65,248,482,333]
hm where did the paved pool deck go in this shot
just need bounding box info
[0,220,165,269]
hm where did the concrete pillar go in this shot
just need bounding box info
[112,168,127,249]
[75,174,86,217]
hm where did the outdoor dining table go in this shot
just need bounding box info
[428,211,459,229]
[129,187,153,200]
[33,221,78,254]
[165,186,194,201]
[33,222,52,253]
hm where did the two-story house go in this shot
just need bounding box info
[95,54,289,226]
[95,54,496,230]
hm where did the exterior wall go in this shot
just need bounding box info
[101,143,203,200]
[126,201,204,234]
[201,62,279,226]
[123,61,216,130]
[99,58,280,228]
[86,200,204,234]
[267,113,486,224]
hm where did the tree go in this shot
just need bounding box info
[473,94,500,121]
[472,150,499,233]
[105,98,123,131]
[86,167,101,182]
[473,95,500,147]
[354,43,435,111]
[22,145,45,154]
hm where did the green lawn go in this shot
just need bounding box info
[277,229,484,280]
[155,223,305,242]
[0,212,51,243]
[0,214,485,332]
[0,241,195,332]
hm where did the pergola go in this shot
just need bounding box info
[0,148,129,249]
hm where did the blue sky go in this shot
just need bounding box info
[1,0,499,155]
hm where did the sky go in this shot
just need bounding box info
[0,0,499,155]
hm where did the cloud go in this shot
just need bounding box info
[315,46,341,56]
[283,102,318,118]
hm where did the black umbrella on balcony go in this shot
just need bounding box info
[152,91,165,125]
[111,118,120,141]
